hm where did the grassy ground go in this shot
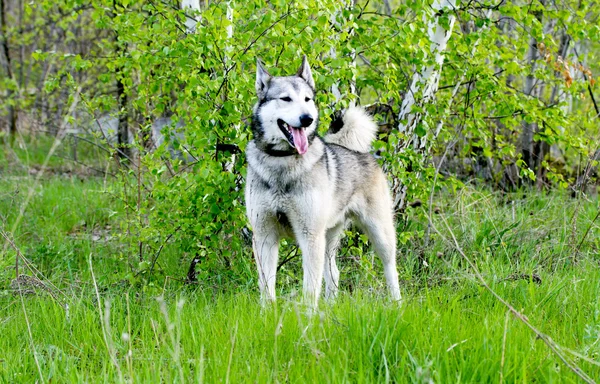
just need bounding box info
[2,272,600,383]
[1,139,600,382]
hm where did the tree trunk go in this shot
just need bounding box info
[520,4,545,178]
[113,1,129,160]
[382,0,392,15]
[536,31,570,188]
[116,75,129,160]
[182,0,201,33]
[0,0,17,137]
[520,37,538,171]
[397,0,456,152]
[393,0,456,211]
[572,37,599,194]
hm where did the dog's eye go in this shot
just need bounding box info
[280,97,292,102]
[305,97,312,102]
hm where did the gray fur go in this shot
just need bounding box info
[245,57,401,307]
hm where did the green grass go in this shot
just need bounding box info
[1,133,110,176]
[0,176,121,286]
[1,139,600,382]
[2,268,599,382]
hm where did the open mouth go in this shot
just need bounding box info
[277,119,308,155]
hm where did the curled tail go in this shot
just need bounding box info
[324,106,378,152]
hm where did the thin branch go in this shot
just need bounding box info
[277,246,300,272]
[573,208,600,256]
[438,69,506,90]
[146,225,182,280]
[236,10,293,58]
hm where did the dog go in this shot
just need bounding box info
[245,56,401,307]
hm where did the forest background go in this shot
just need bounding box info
[1,0,600,382]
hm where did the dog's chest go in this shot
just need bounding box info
[261,177,299,196]
[251,171,314,208]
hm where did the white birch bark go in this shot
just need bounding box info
[224,1,235,171]
[225,2,233,60]
[397,0,456,151]
[330,1,357,106]
[182,0,201,33]
[392,0,456,211]
[347,1,357,104]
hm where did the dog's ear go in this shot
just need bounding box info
[296,55,315,90]
[255,59,271,99]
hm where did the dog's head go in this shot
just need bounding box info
[252,56,318,155]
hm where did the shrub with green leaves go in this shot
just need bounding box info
[2,0,598,285]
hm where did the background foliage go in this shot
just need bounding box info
[1,0,599,287]
[1,2,600,381]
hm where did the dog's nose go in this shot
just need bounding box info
[299,115,313,127]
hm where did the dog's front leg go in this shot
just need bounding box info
[324,223,344,300]
[296,231,326,308]
[252,231,280,305]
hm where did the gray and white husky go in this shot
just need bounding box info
[245,56,401,307]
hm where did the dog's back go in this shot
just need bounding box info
[320,107,390,217]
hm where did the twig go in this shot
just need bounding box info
[563,347,600,367]
[499,273,542,285]
[277,246,299,272]
[500,310,510,384]
[438,69,506,90]
[51,154,116,177]
[79,94,140,175]
[137,152,143,262]
[574,208,600,256]
[35,129,112,155]
[146,225,182,280]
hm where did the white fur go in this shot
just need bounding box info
[246,58,401,308]
[324,106,378,152]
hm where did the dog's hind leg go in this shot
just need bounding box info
[252,231,280,304]
[324,223,344,300]
[361,216,401,301]
[357,198,401,302]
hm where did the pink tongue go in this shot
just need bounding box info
[291,127,308,155]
